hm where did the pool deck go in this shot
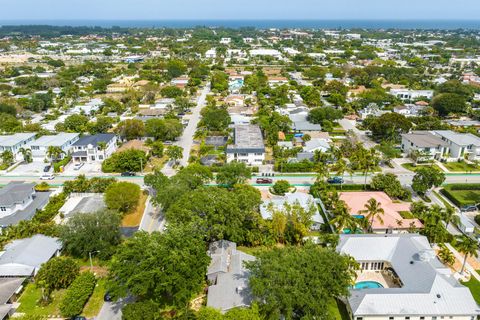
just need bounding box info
[356,271,399,289]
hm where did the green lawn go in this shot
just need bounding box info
[401,163,442,172]
[237,246,273,256]
[328,298,350,320]
[443,162,480,172]
[17,283,67,317]
[443,188,480,206]
[83,278,107,318]
[398,211,414,219]
[462,273,480,304]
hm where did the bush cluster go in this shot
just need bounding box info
[60,272,96,317]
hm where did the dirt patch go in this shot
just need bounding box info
[122,191,148,227]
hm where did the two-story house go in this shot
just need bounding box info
[0,133,36,162]
[226,125,265,165]
[401,131,450,161]
[28,133,79,161]
[71,133,117,163]
[433,130,480,161]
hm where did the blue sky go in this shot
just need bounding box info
[0,0,479,20]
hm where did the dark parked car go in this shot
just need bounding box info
[256,178,273,184]
[327,177,344,184]
[461,205,478,213]
[43,165,51,172]
[121,172,136,177]
[71,317,86,320]
[104,292,113,302]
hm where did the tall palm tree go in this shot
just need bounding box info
[19,147,32,163]
[438,244,455,266]
[456,235,479,274]
[443,206,460,229]
[331,201,358,234]
[46,146,64,162]
[334,159,347,189]
[361,198,385,233]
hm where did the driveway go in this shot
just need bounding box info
[62,162,102,175]
[96,296,133,320]
[339,118,377,148]
[6,161,48,176]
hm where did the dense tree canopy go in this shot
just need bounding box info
[59,210,122,259]
[107,227,210,308]
[247,245,357,320]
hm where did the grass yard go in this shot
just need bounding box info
[398,211,414,219]
[328,298,350,320]
[462,273,480,304]
[17,283,67,317]
[144,156,168,173]
[122,191,148,227]
[401,163,443,172]
[82,278,107,318]
[443,162,480,172]
[442,186,480,207]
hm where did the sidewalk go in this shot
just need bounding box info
[445,243,480,281]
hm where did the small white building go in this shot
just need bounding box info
[226,125,265,165]
[205,49,217,59]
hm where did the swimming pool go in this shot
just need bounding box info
[353,215,365,219]
[354,281,384,289]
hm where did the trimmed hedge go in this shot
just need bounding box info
[448,184,480,191]
[60,272,96,317]
[54,155,72,173]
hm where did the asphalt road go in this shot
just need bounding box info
[96,296,133,320]
[139,194,165,233]
[161,84,210,176]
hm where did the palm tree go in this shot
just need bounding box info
[456,235,479,275]
[330,201,358,234]
[334,159,347,189]
[443,206,460,229]
[438,244,455,266]
[361,198,385,233]
[19,147,32,163]
[362,149,379,189]
[97,141,107,160]
[46,146,64,162]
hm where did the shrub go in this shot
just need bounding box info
[34,182,50,192]
[272,180,291,195]
[101,149,148,173]
[53,155,72,173]
[475,215,480,226]
[104,182,141,213]
[60,272,96,317]
[32,193,66,223]
[36,257,79,297]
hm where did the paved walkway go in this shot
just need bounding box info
[435,161,450,173]
[445,243,480,281]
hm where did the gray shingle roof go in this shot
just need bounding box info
[0,235,61,277]
[0,182,35,207]
[434,130,480,147]
[0,278,25,304]
[207,240,255,313]
[226,125,265,153]
[401,132,448,148]
[73,133,116,147]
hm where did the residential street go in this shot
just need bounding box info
[96,296,133,320]
[139,194,165,233]
[162,84,210,176]
[338,118,377,148]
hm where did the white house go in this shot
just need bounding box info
[226,125,265,165]
[220,38,231,45]
[72,133,117,163]
[390,89,434,100]
[337,234,479,320]
[433,130,480,161]
[401,131,450,161]
[260,192,324,230]
[0,133,36,162]
[28,133,80,161]
[205,49,216,59]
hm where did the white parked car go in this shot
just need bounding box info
[73,162,84,170]
[40,173,55,180]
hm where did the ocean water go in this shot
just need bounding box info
[1,19,480,29]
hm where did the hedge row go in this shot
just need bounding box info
[440,188,465,208]
[60,272,96,317]
[54,155,72,173]
[447,184,480,191]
